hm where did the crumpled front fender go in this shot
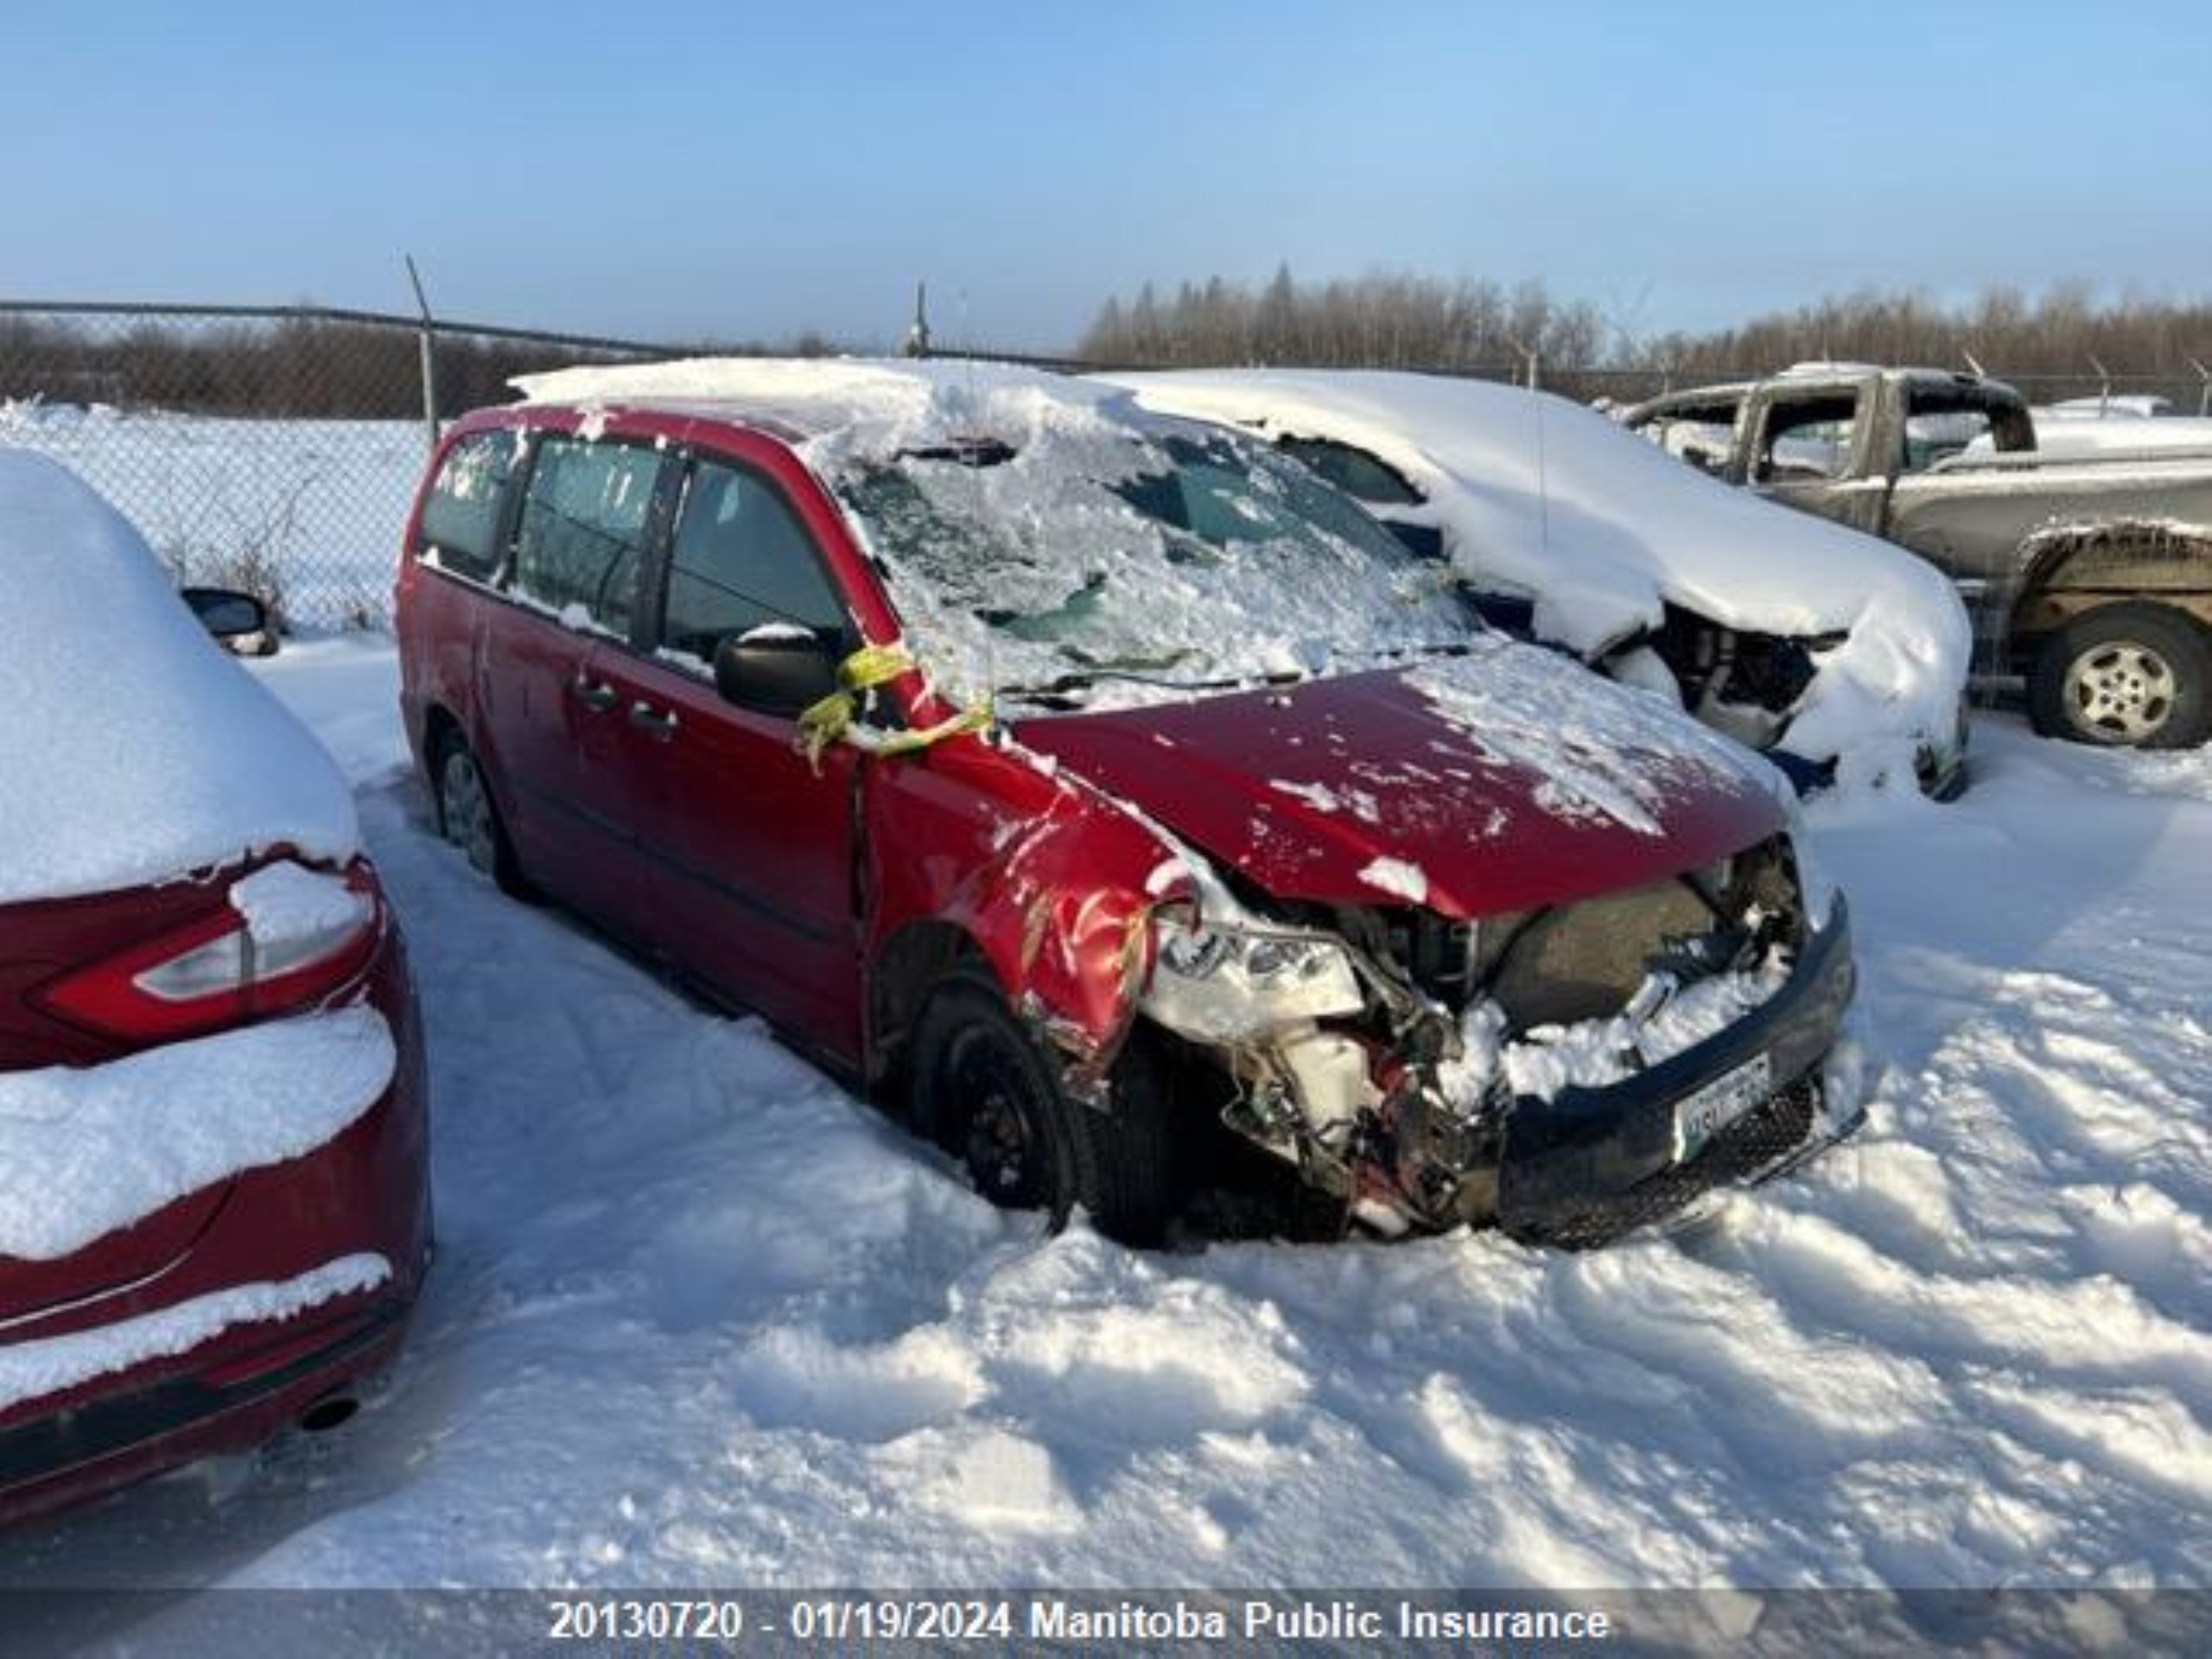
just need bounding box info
[860,736,1188,1086]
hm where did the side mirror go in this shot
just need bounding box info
[713,627,841,717]
[181,587,278,657]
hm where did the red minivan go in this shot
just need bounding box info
[0,454,429,1528]
[397,359,1858,1247]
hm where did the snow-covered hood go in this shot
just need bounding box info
[0,451,358,906]
[1014,638,1787,918]
[1105,369,1973,775]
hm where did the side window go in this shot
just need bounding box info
[416,429,522,580]
[1901,389,2032,469]
[1755,394,1861,483]
[1275,436,1423,506]
[1902,400,1993,472]
[510,437,663,635]
[660,460,849,665]
[1638,399,1741,474]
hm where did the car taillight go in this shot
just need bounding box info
[35,861,385,1044]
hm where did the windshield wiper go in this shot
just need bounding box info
[1332,639,1480,667]
[999,664,1309,704]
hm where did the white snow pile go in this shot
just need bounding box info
[0,1006,394,1262]
[1,1255,391,1416]
[512,359,1477,710]
[1107,370,1973,780]
[228,861,370,949]
[0,450,358,906]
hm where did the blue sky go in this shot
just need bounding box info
[3,1,2204,350]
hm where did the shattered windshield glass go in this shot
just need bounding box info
[830,423,1481,708]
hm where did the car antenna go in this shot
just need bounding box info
[2088,353,2112,416]
[1508,337,1551,555]
[1961,348,1988,380]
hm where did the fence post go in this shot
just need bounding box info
[405,255,440,454]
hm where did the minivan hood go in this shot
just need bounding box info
[1012,639,1787,918]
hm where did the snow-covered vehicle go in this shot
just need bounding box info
[397,359,1860,1249]
[1104,369,1972,798]
[1625,367,2212,749]
[0,454,428,1528]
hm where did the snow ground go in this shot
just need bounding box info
[4,639,2208,1599]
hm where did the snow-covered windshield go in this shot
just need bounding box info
[827,425,1480,707]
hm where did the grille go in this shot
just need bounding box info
[1505,1077,1821,1249]
[1484,878,1716,1028]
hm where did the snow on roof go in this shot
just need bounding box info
[510,355,1122,450]
[0,451,358,905]
[513,358,1496,713]
[1105,369,1971,772]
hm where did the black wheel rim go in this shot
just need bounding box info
[945,1027,1052,1208]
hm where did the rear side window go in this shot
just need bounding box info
[416,430,520,580]
[511,438,664,635]
[1755,394,1861,483]
[659,461,849,664]
[1276,436,1424,506]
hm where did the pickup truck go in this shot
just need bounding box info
[1623,367,2212,749]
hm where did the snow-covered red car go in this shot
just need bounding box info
[1105,369,1973,796]
[0,454,428,1528]
[397,359,1859,1249]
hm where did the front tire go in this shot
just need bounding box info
[908,966,1179,1243]
[2029,603,2212,749]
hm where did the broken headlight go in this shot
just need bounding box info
[1142,908,1364,1043]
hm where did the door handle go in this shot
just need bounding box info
[627,700,680,740]
[572,675,619,712]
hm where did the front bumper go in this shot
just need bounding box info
[1491,895,1857,1247]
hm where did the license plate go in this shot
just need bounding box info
[1673,1052,1774,1163]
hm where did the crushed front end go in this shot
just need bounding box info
[1140,833,1858,1247]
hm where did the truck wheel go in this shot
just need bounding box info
[2029,604,2212,749]
[908,966,1178,1243]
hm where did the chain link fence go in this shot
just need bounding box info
[3,300,2205,630]
[0,302,690,628]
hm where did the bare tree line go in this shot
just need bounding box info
[1080,266,1605,378]
[1078,270,2212,401]
[0,312,787,421]
[1641,281,2212,391]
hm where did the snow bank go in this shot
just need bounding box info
[0,451,359,905]
[1107,371,1972,778]
[0,1254,390,1414]
[0,1006,394,1261]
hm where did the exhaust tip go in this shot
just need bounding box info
[297,1392,361,1434]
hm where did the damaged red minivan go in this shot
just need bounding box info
[0,454,429,1528]
[397,359,1859,1247]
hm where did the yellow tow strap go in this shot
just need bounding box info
[796,642,994,769]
